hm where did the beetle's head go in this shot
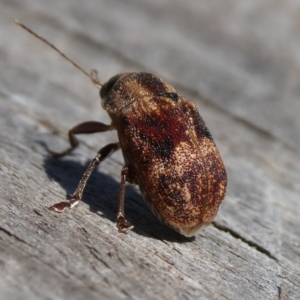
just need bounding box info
[100,72,177,118]
[100,74,123,101]
[100,73,135,116]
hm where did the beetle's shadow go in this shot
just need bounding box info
[42,147,194,243]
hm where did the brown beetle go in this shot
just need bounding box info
[16,20,227,237]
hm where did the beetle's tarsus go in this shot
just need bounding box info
[49,199,79,212]
[117,215,134,233]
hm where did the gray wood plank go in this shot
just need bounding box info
[0,0,299,299]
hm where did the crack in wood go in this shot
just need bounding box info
[0,226,30,246]
[212,222,278,261]
[86,245,111,269]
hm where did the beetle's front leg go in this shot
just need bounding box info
[117,165,135,233]
[50,121,114,158]
[49,142,120,212]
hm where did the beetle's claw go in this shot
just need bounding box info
[117,216,134,233]
[49,201,71,212]
[48,199,79,212]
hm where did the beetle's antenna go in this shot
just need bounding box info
[14,19,102,88]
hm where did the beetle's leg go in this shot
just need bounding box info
[50,121,113,158]
[49,142,120,212]
[117,165,134,233]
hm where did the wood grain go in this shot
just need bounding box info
[0,1,299,299]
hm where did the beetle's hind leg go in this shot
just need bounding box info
[116,165,135,233]
[49,142,120,212]
[50,121,113,157]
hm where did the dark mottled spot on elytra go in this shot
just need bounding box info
[143,114,161,128]
[189,107,213,141]
[137,111,186,159]
[196,123,213,140]
[181,169,198,183]
[159,174,183,204]
[179,101,213,141]
[151,135,174,159]
[158,92,179,101]
[159,174,173,189]
[136,73,168,95]
[181,166,207,206]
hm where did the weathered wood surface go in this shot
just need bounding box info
[0,1,299,299]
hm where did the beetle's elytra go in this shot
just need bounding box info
[16,21,227,237]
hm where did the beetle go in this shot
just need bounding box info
[15,20,227,237]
